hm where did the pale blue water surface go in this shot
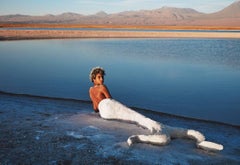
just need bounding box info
[0,38,240,125]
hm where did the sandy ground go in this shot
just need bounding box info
[0,92,240,165]
[1,24,240,30]
[1,29,240,40]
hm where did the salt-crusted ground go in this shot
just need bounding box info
[0,92,240,165]
[1,29,240,40]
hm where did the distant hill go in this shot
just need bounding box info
[183,0,240,26]
[0,1,240,26]
[211,0,240,18]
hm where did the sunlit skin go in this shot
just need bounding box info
[89,73,111,112]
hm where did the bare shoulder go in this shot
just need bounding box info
[100,84,111,98]
[100,84,108,90]
[89,86,94,92]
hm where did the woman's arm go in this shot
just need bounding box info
[101,85,112,99]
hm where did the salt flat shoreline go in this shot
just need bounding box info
[1,29,240,40]
[1,92,240,164]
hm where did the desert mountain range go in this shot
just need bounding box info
[0,1,240,26]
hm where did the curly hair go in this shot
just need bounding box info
[89,66,105,82]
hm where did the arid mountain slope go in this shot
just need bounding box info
[0,1,240,26]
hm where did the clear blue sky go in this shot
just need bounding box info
[0,0,237,16]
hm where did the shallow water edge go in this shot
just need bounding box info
[1,90,239,128]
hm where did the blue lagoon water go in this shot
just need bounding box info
[0,38,240,125]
